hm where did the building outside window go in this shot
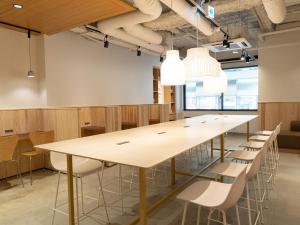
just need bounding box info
[184,66,258,111]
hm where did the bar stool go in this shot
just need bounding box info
[177,166,247,225]
[212,148,264,225]
[21,131,53,185]
[51,152,110,225]
[0,135,24,187]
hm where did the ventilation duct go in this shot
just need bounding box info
[159,0,215,36]
[262,0,287,24]
[97,0,165,53]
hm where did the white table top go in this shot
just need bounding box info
[36,115,257,168]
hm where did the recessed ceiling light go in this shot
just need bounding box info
[13,3,23,9]
[232,51,239,54]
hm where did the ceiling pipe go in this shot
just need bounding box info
[159,0,215,36]
[261,0,287,24]
[97,0,165,53]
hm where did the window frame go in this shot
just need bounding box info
[183,66,258,112]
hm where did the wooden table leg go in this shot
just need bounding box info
[171,157,176,185]
[66,154,75,225]
[220,134,224,163]
[139,168,147,225]
[210,139,214,158]
[247,121,250,141]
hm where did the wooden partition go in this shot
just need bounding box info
[0,109,44,179]
[121,105,149,129]
[0,104,167,179]
[258,102,300,130]
[105,106,122,132]
[148,104,169,124]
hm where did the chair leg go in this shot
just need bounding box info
[129,167,135,191]
[196,206,201,225]
[119,165,124,215]
[16,160,24,187]
[51,172,61,225]
[246,183,253,225]
[256,174,264,224]
[79,177,85,215]
[221,210,227,225]
[207,208,213,225]
[235,205,241,225]
[29,156,33,186]
[75,176,80,225]
[98,164,110,224]
[4,161,8,183]
[181,202,188,225]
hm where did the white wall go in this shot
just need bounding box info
[259,29,300,102]
[44,32,161,107]
[0,28,46,108]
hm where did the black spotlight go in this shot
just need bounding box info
[137,46,141,56]
[160,55,164,62]
[104,35,109,48]
[223,34,230,48]
[245,55,251,63]
[241,49,246,60]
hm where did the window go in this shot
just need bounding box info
[184,66,258,110]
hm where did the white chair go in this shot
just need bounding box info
[212,148,264,225]
[51,152,110,225]
[177,165,247,225]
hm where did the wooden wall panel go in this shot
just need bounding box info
[148,104,160,121]
[259,102,300,131]
[121,105,139,124]
[90,107,106,127]
[26,109,43,132]
[106,106,122,132]
[79,107,92,127]
[55,109,79,141]
[138,105,149,127]
[160,104,170,122]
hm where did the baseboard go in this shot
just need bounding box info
[279,148,300,154]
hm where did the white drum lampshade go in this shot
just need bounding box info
[161,50,186,86]
[203,70,228,93]
[183,47,221,80]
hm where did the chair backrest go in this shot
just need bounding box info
[219,166,247,210]
[29,130,55,146]
[0,135,19,161]
[246,148,263,178]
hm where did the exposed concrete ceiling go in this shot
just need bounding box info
[71,0,300,61]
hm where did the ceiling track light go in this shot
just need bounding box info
[222,34,230,49]
[137,46,141,56]
[240,49,246,61]
[160,55,164,62]
[104,35,109,48]
[27,30,35,78]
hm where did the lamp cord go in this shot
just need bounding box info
[171,0,173,50]
[28,36,32,70]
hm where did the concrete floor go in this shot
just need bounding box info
[0,134,300,225]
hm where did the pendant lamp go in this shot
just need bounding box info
[184,47,221,80]
[160,0,185,86]
[27,30,35,78]
[184,12,221,80]
[203,70,228,93]
[161,50,186,85]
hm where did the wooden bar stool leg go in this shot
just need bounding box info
[16,159,24,187]
[221,210,227,225]
[235,205,241,225]
[196,206,201,225]
[181,202,188,225]
[29,156,33,186]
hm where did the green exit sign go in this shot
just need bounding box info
[208,5,215,19]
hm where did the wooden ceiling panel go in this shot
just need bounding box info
[0,0,135,35]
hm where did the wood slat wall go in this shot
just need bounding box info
[258,102,300,131]
[0,104,168,179]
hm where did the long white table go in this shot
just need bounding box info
[37,114,257,225]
